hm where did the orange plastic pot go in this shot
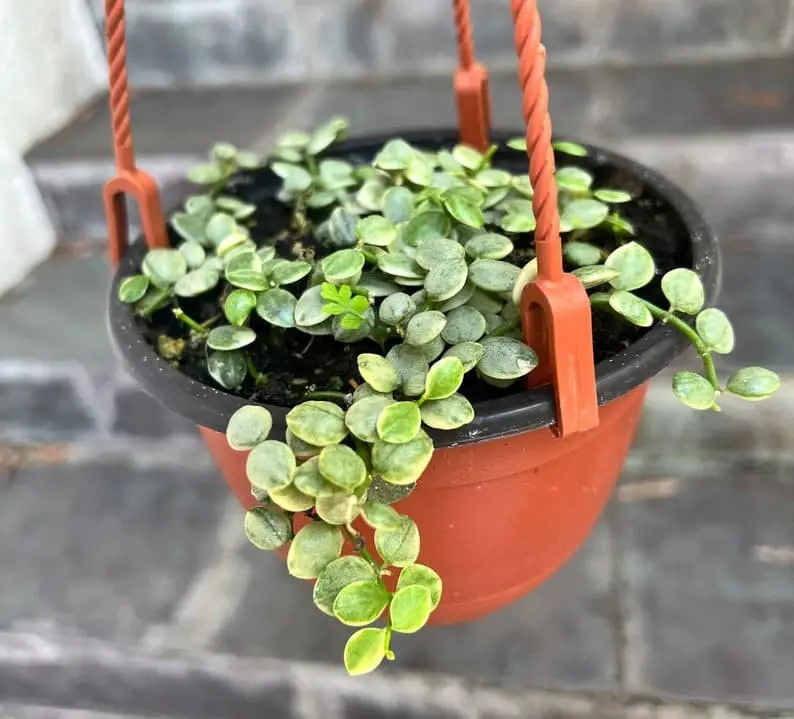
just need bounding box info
[199,385,646,624]
[108,131,719,626]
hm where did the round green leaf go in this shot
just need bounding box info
[205,213,238,245]
[672,371,717,410]
[442,341,484,372]
[465,233,514,260]
[605,242,656,291]
[178,240,206,269]
[356,215,397,247]
[500,212,536,234]
[727,367,780,401]
[608,290,653,327]
[118,275,149,303]
[287,522,344,580]
[424,357,464,401]
[207,349,247,389]
[378,252,425,280]
[451,144,483,170]
[256,288,297,328]
[333,581,390,627]
[416,335,445,363]
[553,140,589,157]
[594,188,632,204]
[319,158,355,190]
[420,393,474,430]
[217,233,251,258]
[272,162,313,192]
[390,585,432,634]
[225,251,268,291]
[269,483,315,512]
[143,249,187,287]
[375,516,420,567]
[404,211,450,247]
[315,488,365,526]
[307,117,348,155]
[469,259,520,294]
[246,440,296,492]
[386,345,429,397]
[269,260,312,286]
[226,406,272,450]
[367,477,416,505]
[378,293,416,327]
[372,431,434,486]
[562,199,609,230]
[324,207,359,249]
[397,564,442,610]
[187,163,224,185]
[377,402,421,444]
[357,272,400,298]
[478,337,538,380]
[295,286,329,327]
[441,306,486,344]
[444,188,484,229]
[564,241,603,267]
[244,507,292,551]
[319,444,367,490]
[357,353,400,393]
[572,265,620,289]
[352,383,391,403]
[345,395,395,443]
[344,627,387,676]
[313,556,377,616]
[356,181,386,212]
[224,289,257,326]
[424,259,469,302]
[361,502,402,531]
[293,456,330,497]
[323,249,366,284]
[415,239,465,271]
[555,166,593,193]
[287,429,322,461]
[696,308,735,354]
[661,268,705,315]
[507,137,527,151]
[383,186,415,224]
[286,401,348,446]
[475,168,511,188]
[207,325,256,351]
[277,130,311,149]
[405,311,447,346]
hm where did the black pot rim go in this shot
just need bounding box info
[108,129,721,448]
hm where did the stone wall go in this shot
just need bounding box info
[85,0,794,87]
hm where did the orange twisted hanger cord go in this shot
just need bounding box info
[106,0,135,173]
[452,0,491,150]
[511,0,599,437]
[511,0,562,282]
[104,0,168,266]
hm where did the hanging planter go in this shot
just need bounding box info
[103,0,780,676]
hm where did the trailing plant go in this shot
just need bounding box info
[118,118,780,675]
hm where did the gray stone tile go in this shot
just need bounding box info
[0,257,115,364]
[0,458,229,643]
[215,513,617,692]
[0,374,96,443]
[111,386,196,438]
[609,0,791,58]
[310,68,596,140]
[619,471,794,705]
[601,58,794,139]
[27,85,304,163]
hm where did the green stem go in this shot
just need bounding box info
[305,155,318,176]
[245,354,268,387]
[591,295,720,389]
[173,308,208,335]
[474,144,498,173]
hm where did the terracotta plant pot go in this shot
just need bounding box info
[108,130,720,625]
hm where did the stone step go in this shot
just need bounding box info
[25,57,794,246]
[83,0,794,88]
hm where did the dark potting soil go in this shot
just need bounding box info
[136,140,693,408]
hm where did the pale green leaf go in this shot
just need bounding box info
[226,405,272,450]
[372,431,434,486]
[376,402,422,444]
[246,440,296,492]
[286,401,348,446]
[389,585,432,634]
[287,522,344,579]
[244,507,292,551]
